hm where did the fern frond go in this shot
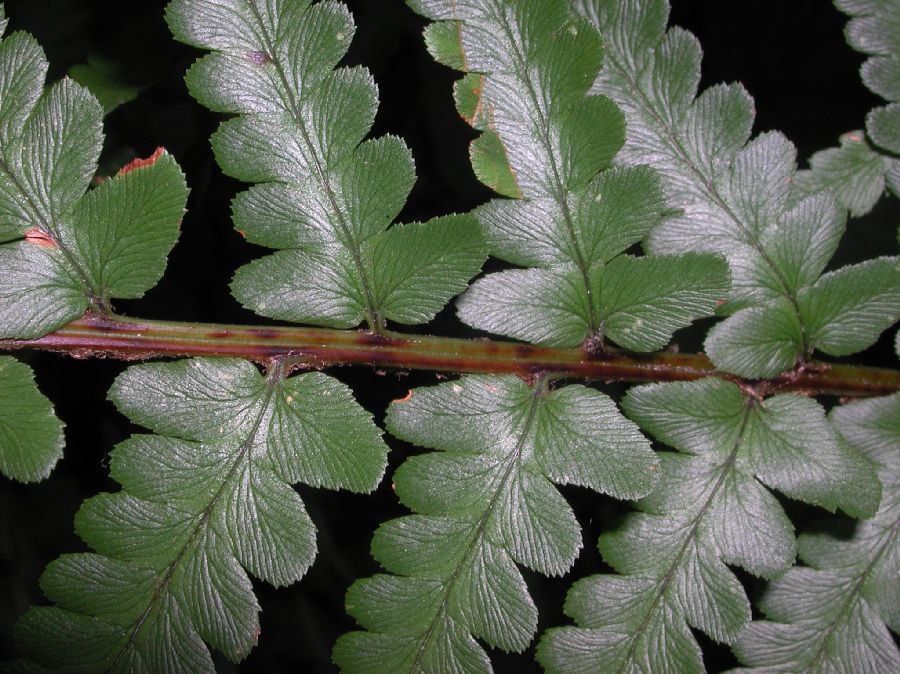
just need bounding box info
[733,393,900,672]
[577,0,900,377]
[334,375,658,672]
[0,356,64,482]
[792,130,895,219]
[411,0,729,351]
[167,0,487,332]
[538,378,880,673]
[15,358,389,671]
[793,0,900,215]
[0,7,188,340]
[0,3,187,483]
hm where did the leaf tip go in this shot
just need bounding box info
[393,390,413,404]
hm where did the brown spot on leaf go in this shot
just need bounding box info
[24,227,57,249]
[393,390,413,403]
[247,50,271,65]
[119,147,166,175]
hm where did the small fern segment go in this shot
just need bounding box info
[411,0,728,351]
[0,356,64,482]
[733,392,900,672]
[167,0,487,331]
[577,0,900,377]
[0,6,188,339]
[15,358,389,671]
[334,375,659,672]
[538,378,880,674]
[794,129,896,219]
[793,0,900,215]
[846,0,900,158]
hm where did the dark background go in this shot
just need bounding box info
[0,1,895,672]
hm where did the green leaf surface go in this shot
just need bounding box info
[791,131,893,218]
[598,253,729,352]
[578,0,897,376]
[72,152,188,301]
[458,266,599,347]
[69,56,141,115]
[410,0,726,350]
[169,0,487,330]
[838,0,900,99]
[863,49,900,100]
[0,356,64,482]
[0,146,187,338]
[423,20,466,72]
[335,375,657,672]
[791,0,900,216]
[469,128,521,199]
[458,249,728,350]
[0,241,87,339]
[538,377,880,673]
[704,299,804,379]
[733,393,900,672]
[868,102,900,154]
[232,211,487,328]
[0,73,101,335]
[799,256,900,357]
[15,357,389,671]
[369,215,487,325]
[0,14,188,339]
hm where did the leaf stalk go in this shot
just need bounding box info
[2,313,897,397]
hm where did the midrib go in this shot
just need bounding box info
[244,2,383,332]
[614,403,750,672]
[408,378,545,671]
[106,364,282,672]
[601,46,807,349]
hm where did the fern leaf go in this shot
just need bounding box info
[15,358,389,671]
[0,12,188,339]
[791,130,895,218]
[0,356,64,482]
[68,56,141,116]
[733,393,900,672]
[577,0,900,377]
[334,375,658,672]
[167,0,487,331]
[0,5,186,484]
[793,0,900,214]
[410,0,728,350]
[843,0,900,165]
[538,378,880,673]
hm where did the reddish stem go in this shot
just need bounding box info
[2,313,898,397]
